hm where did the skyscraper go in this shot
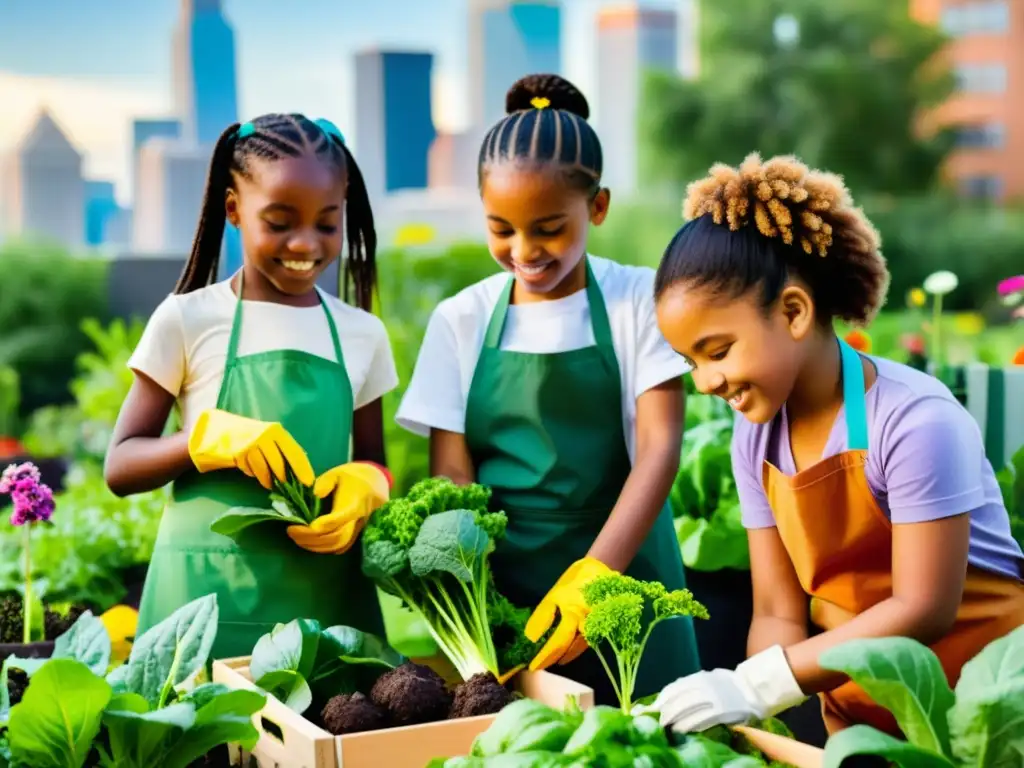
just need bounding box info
[354,50,437,201]
[171,0,239,146]
[596,5,678,196]
[468,0,562,130]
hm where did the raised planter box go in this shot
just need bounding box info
[212,656,596,768]
[734,724,824,768]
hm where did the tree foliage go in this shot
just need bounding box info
[642,0,958,196]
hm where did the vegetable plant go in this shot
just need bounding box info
[434,698,785,767]
[579,573,708,713]
[996,445,1023,548]
[0,593,266,767]
[819,625,1024,767]
[248,618,405,715]
[360,477,541,682]
[209,467,324,535]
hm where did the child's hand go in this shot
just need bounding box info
[188,409,314,489]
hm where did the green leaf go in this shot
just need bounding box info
[819,636,954,754]
[948,625,1024,767]
[112,594,219,707]
[161,688,265,768]
[408,509,489,583]
[675,736,764,768]
[823,725,956,768]
[53,610,112,675]
[362,539,409,582]
[310,625,404,700]
[102,695,197,768]
[250,619,321,713]
[7,659,112,768]
[210,507,305,536]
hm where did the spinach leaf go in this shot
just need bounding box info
[250,619,321,713]
[108,594,218,707]
[471,700,572,757]
[948,625,1024,767]
[675,736,764,768]
[101,694,197,768]
[6,659,112,768]
[408,509,490,583]
[823,725,956,768]
[210,506,306,536]
[819,636,955,755]
[53,611,111,676]
[311,625,404,700]
[161,688,265,768]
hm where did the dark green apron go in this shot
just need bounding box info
[136,280,384,659]
[464,262,701,705]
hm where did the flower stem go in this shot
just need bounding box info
[932,294,943,367]
[22,523,31,644]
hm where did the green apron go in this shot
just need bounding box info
[137,280,384,659]
[464,262,701,705]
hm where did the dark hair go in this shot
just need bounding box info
[175,112,377,311]
[477,74,603,195]
[654,153,890,326]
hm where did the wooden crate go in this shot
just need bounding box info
[212,656,595,768]
[734,724,824,768]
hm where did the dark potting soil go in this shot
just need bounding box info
[0,596,87,644]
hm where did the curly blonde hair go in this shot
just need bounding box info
[658,153,890,326]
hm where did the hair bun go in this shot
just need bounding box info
[683,152,881,261]
[505,74,590,119]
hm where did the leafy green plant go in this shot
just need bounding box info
[248,618,404,714]
[0,594,265,768]
[360,477,541,682]
[996,445,1023,548]
[819,626,1024,767]
[209,468,322,536]
[579,574,708,713]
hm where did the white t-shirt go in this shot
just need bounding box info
[396,256,691,461]
[128,280,399,432]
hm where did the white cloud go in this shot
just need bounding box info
[0,71,173,205]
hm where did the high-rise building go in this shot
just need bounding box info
[910,0,1021,200]
[468,0,562,130]
[132,139,210,255]
[3,110,84,249]
[677,0,700,79]
[354,50,437,202]
[596,5,678,196]
[172,0,239,146]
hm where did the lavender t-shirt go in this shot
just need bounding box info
[732,355,1024,581]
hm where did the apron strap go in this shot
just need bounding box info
[481,260,617,368]
[839,337,869,451]
[315,287,345,365]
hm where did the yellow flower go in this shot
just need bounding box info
[952,312,985,336]
[530,96,551,109]
[393,223,436,248]
[907,287,926,308]
[101,604,139,663]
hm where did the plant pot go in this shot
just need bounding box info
[0,639,55,664]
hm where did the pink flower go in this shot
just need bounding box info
[0,462,41,494]
[997,275,1024,296]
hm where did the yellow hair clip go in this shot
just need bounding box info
[530,96,551,110]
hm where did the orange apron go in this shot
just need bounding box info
[762,338,1024,736]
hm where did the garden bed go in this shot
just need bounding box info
[212,656,595,768]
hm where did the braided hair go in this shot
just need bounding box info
[175,112,377,311]
[478,74,603,196]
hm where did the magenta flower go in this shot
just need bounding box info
[0,462,41,494]
[1,462,53,527]
[997,275,1024,296]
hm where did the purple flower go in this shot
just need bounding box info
[1,463,54,526]
[0,462,41,495]
[997,275,1024,296]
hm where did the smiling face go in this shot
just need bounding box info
[226,154,346,297]
[656,280,816,423]
[481,163,609,300]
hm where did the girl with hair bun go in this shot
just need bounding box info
[397,74,702,703]
[641,154,1024,737]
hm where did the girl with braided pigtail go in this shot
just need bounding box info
[397,74,702,705]
[642,154,1024,739]
[106,113,398,657]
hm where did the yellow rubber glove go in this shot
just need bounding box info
[188,409,314,490]
[286,462,391,554]
[524,556,615,672]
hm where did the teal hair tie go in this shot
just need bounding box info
[314,118,345,145]
[236,122,255,139]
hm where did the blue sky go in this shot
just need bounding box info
[0,0,672,202]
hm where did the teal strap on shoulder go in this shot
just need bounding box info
[839,337,869,451]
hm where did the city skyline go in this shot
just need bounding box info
[0,0,678,205]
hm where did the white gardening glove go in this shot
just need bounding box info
[634,645,806,734]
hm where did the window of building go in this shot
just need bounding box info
[955,63,1008,93]
[959,175,1004,200]
[941,1,1009,36]
[955,122,1006,148]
